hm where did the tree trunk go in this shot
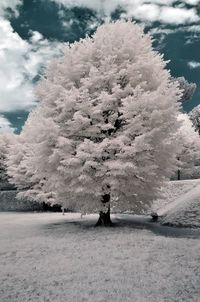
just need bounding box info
[96,207,113,226]
[177,169,181,180]
[177,157,181,180]
[95,193,113,226]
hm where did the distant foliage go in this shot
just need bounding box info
[0,133,15,188]
[7,21,182,214]
[189,104,200,135]
[173,77,196,103]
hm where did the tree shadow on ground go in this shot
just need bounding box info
[38,214,200,240]
[113,215,200,240]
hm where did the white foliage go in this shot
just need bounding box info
[0,133,16,184]
[7,21,182,213]
[175,113,200,179]
[189,104,200,135]
[7,108,59,204]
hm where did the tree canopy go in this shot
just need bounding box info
[7,21,183,220]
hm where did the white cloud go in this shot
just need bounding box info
[30,30,44,43]
[0,2,63,132]
[51,0,200,24]
[128,4,160,23]
[51,0,124,16]
[124,4,199,25]
[0,116,15,133]
[0,19,62,113]
[26,30,63,80]
[188,61,200,69]
[184,0,200,4]
[186,25,200,32]
[0,0,22,17]
[159,7,199,25]
[0,19,33,112]
[149,27,175,35]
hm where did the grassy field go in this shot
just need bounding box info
[0,212,199,302]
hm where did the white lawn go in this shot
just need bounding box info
[0,212,199,302]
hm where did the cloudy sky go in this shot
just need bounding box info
[0,0,200,132]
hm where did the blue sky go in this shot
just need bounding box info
[0,0,200,132]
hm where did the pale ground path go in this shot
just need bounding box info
[0,213,199,302]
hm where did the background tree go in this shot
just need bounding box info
[175,113,200,180]
[7,21,182,225]
[0,133,16,190]
[189,104,200,135]
[7,107,59,204]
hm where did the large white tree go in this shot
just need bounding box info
[7,21,182,225]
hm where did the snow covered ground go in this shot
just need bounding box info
[0,212,199,302]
